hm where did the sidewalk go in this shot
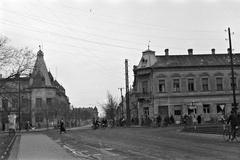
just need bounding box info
[9,133,78,160]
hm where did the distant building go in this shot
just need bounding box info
[0,49,70,129]
[132,48,240,123]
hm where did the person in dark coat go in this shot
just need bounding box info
[60,118,66,134]
[227,111,238,140]
[197,115,201,124]
[2,123,5,132]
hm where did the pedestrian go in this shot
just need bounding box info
[60,118,66,134]
[131,114,135,126]
[193,113,197,130]
[2,123,5,132]
[197,115,201,124]
[227,111,238,140]
[170,115,175,125]
[237,112,240,124]
[140,115,144,126]
[156,115,162,127]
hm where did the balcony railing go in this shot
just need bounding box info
[133,91,151,99]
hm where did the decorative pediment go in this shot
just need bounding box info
[171,73,181,77]
[200,72,209,77]
[227,71,238,76]
[214,72,224,76]
[186,73,195,77]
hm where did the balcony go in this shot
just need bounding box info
[133,91,151,101]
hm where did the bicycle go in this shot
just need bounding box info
[223,124,240,142]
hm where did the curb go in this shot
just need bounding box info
[1,134,17,160]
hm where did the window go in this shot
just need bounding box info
[22,99,29,109]
[188,78,194,91]
[202,78,209,91]
[203,104,210,113]
[142,81,148,93]
[159,79,165,92]
[174,105,181,115]
[216,77,223,90]
[35,112,43,123]
[144,107,149,116]
[12,99,18,109]
[173,79,180,92]
[217,104,225,114]
[231,103,239,112]
[2,99,8,109]
[36,98,42,108]
[47,98,52,108]
[230,77,237,90]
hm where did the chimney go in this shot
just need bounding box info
[188,49,193,55]
[0,74,2,79]
[164,49,169,56]
[211,48,215,55]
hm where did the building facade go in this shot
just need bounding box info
[132,48,240,123]
[0,49,70,129]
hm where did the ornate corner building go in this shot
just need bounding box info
[0,49,70,128]
[132,48,240,123]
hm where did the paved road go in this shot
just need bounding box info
[45,126,240,160]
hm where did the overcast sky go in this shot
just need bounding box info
[1,0,240,113]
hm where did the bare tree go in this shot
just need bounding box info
[0,36,36,78]
[0,36,36,112]
[101,91,119,119]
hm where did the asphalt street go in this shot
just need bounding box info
[44,126,240,160]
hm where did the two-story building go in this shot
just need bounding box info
[132,48,240,123]
[0,49,70,129]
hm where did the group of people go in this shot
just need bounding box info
[92,117,108,128]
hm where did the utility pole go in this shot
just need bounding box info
[125,59,130,124]
[118,87,124,119]
[18,74,21,131]
[228,27,237,114]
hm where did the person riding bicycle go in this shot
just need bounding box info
[227,111,239,140]
[102,118,108,127]
[95,118,100,128]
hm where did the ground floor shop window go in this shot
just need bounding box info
[174,105,181,115]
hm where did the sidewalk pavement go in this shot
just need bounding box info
[9,133,78,160]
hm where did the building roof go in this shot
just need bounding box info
[153,54,240,68]
[29,49,51,87]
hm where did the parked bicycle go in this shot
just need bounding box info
[223,124,240,142]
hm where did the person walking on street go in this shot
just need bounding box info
[2,123,5,132]
[156,115,162,127]
[227,111,239,140]
[131,114,135,126]
[60,118,66,134]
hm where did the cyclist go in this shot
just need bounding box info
[156,115,162,127]
[227,111,239,140]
